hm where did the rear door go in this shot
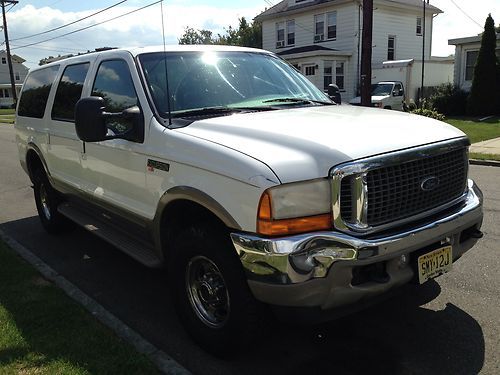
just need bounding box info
[47,61,90,189]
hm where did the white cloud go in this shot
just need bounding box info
[7,3,265,68]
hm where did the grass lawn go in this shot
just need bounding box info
[0,108,15,115]
[0,240,159,374]
[445,116,500,144]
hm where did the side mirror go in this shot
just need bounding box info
[75,97,144,143]
[75,97,107,142]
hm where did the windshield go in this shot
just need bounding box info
[371,83,394,96]
[138,51,331,117]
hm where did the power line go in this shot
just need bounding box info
[11,0,128,42]
[11,1,162,50]
[5,2,14,12]
[448,0,482,29]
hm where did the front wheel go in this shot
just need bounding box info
[168,224,266,357]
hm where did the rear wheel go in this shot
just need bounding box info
[33,169,71,234]
[168,223,266,357]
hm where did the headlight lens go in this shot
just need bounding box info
[257,179,332,236]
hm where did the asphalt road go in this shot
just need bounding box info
[1,122,499,375]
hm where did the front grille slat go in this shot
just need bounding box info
[340,148,467,228]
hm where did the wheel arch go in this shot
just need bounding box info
[153,186,241,263]
[25,143,50,183]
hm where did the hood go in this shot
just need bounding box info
[175,105,466,183]
[349,95,389,104]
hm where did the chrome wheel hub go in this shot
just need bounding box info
[39,184,51,220]
[186,256,230,328]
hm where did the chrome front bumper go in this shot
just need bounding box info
[231,180,483,310]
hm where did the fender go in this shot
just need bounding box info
[151,186,242,258]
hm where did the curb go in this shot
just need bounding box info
[0,228,191,375]
[469,159,500,167]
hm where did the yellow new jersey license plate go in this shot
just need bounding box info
[417,246,453,284]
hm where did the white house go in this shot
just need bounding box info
[0,50,29,108]
[255,0,444,101]
[448,33,500,91]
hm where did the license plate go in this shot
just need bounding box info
[417,246,453,284]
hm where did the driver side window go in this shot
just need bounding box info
[92,59,138,134]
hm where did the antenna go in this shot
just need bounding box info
[160,0,172,126]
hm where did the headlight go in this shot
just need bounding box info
[257,179,332,236]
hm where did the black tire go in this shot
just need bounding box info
[33,169,72,234]
[168,223,266,357]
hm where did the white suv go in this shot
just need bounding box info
[15,46,483,356]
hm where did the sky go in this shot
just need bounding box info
[2,0,499,69]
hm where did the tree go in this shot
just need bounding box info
[178,17,262,48]
[467,14,498,115]
[178,27,215,45]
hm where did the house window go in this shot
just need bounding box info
[416,17,422,36]
[15,72,20,81]
[4,89,9,98]
[1,57,6,64]
[314,14,324,41]
[305,66,315,76]
[327,12,337,39]
[276,22,285,48]
[323,61,345,90]
[465,50,478,81]
[287,20,295,45]
[387,35,396,60]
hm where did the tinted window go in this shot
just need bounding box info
[92,60,138,133]
[52,63,89,121]
[18,65,59,118]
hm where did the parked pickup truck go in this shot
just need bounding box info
[349,81,406,111]
[15,46,483,356]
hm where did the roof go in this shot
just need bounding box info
[277,45,338,56]
[448,33,500,46]
[0,50,26,64]
[255,0,442,21]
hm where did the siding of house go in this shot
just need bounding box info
[0,51,29,107]
[372,6,433,63]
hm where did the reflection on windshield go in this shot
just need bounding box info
[371,83,393,96]
[138,51,330,116]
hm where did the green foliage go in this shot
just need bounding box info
[410,108,445,121]
[428,83,468,116]
[467,14,499,115]
[178,17,262,48]
[445,116,500,143]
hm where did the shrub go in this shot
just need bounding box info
[429,83,468,116]
[410,108,445,121]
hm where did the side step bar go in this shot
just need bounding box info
[58,203,162,268]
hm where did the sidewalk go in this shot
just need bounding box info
[469,137,500,166]
[470,137,500,154]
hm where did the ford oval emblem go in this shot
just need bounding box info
[421,176,440,191]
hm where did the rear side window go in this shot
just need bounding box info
[18,65,59,118]
[52,62,90,122]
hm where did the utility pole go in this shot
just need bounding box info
[1,0,18,106]
[419,0,429,108]
[360,0,373,107]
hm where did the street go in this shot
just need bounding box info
[1,122,499,374]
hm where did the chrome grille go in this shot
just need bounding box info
[365,149,468,226]
[331,139,470,234]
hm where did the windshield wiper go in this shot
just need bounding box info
[262,97,334,105]
[172,106,275,118]
[172,106,238,118]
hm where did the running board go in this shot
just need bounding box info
[58,203,162,268]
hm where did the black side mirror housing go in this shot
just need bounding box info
[75,97,144,143]
[75,97,107,142]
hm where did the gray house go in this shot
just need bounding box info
[0,50,29,108]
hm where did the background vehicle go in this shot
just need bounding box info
[349,81,405,110]
[15,46,483,356]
